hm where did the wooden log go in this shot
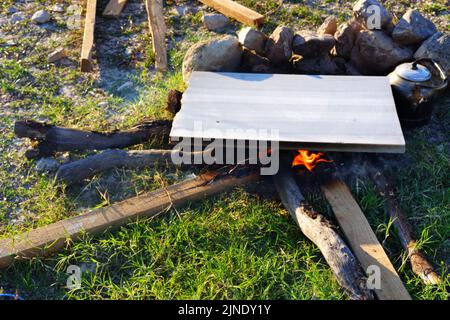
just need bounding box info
[56,149,172,185]
[321,179,411,300]
[145,0,168,72]
[0,167,258,269]
[273,163,373,300]
[369,168,441,285]
[102,0,128,18]
[80,0,97,72]
[199,0,264,28]
[14,120,172,158]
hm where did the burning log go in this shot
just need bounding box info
[14,119,172,159]
[369,167,441,285]
[273,159,373,300]
[0,166,258,269]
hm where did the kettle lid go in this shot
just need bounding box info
[395,62,431,82]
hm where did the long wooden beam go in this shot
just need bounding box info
[321,180,411,300]
[102,0,128,18]
[145,0,168,72]
[80,0,97,72]
[0,168,258,269]
[199,0,264,28]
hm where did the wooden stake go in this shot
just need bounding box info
[80,0,97,72]
[199,0,264,28]
[102,0,128,18]
[145,0,168,72]
[273,163,373,300]
[321,180,411,300]
[0,168,258,269]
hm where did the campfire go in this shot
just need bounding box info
[291,150,333,172]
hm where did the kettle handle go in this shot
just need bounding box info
[414,58,448,85]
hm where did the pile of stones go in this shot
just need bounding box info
[182,0,449,82]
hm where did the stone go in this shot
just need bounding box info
[292,30,335,58]
[10,12,25,24]
[392,9,438,46]
[50,4,65,13]
[35,158,60,172]
[202,13,229,31]
[264,26,294,66]
[240,48,271,73]
[293,55,340,75]
[351,30,413,75]
[317,15,338,35]
[353,0,392,30]
[333,19,362,60]
[238,27,268,56]
[117,81,133,92]
[47,48,66,63]
[31,10,50,24]
[414,32,450,77]
[182,35,243,82]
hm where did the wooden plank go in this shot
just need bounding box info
[199,0,264,27]
[102,0,128,18]
[145,0,167,72]
[0,169,258,269]
[321,180,411,300]
[80,0,97,72]
[170,72,406,153]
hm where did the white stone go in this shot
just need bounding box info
[31,10,51,24]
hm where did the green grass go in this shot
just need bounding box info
[0,0,449,300]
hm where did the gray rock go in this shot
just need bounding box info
[31,10,50,24]
[35,158,60,172]
[240,48,271,73]
[50,4,65,13]
[202,13,229,31]
[293,55,340,75]
[182,35,243,82]
[292,30,335,58]
[351,30,413,75]
[238,27,268,56]
[317,15,338,36]
[414,32,450,77]
[333,19,362,59]
[264,26,294,66]
[392,9,437,46]
[10,12,25,24]
[353,0,392,30]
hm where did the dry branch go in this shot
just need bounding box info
[56,149,172,185]
[369,168,441,285]
[14,120,172,159]
[0,167,258,269]
[199,0,264,28]
[273,163,373,300]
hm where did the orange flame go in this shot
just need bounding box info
[291,149,332,172]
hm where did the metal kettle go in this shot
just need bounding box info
[388,58,448,127]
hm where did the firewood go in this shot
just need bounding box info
[55,148,210,185]
[145,0,167,72]
[199,0,264,28]
[273,162,373,300]
[80,0,97,72]
[321,179,411,300]
[14,120,172,159]
[369,168,441,285]
[0,167,258,269]
[102,0,128,18]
